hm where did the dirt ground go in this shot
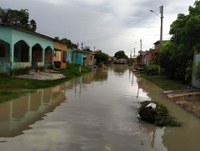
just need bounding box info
[164,89,200,118]
[15,70,65,80]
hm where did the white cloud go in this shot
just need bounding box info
[0,0,198,56]
[37,0,67,6]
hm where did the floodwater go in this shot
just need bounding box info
[0,65,200,151]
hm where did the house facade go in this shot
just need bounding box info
[72,50,84,65]
[0,26,54,73]
[66,48,73,64]
[53,41,67,69]
[83,51,94,66]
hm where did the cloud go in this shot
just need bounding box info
[0,0,198,56]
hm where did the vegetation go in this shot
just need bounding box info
[55,37,78,49]
[0,64,92,102]
[155,0,200,82]
[195,61,200,81]
[114,50,128,59]
[144,64,160,76]
[139,101,181,127]
[94,50,109,65]
[0,7,37,31]
[139,72,186,90]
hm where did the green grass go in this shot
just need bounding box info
[0,64,92,102]
[138,72,186,90]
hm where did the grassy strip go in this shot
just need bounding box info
[137,71,187,90]
[0,64,92,102]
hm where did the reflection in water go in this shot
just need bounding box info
[0,65,200,151]
[0,86,65,137]
[113,64,128,76]
[71,68,108,97]
[136,75,200,151]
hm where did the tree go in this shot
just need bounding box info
[158,0,200,81]
[114,50,128,59]
[0,7,37,31]
[83,46,92,52]
[94,50,109,64]
[29,19,37,31]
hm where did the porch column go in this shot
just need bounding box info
[52,49,55,67]
[29,46,32,67]
[10,44,14,70]
[42,48,45,66]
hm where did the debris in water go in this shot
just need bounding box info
[138,101,181,127]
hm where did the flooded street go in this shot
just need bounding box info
[0,65,200,151]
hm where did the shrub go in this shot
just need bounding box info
[145,65,160,76]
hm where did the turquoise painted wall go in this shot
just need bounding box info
[0,28,12,73]
[0,26,54,71]
[0,27,12,43]
[67,48,73,64]
[72,51,83,65]
[192,52,200,88]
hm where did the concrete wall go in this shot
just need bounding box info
[54,41,67,69]
[0,26,54,72]
[83,51,94,66]
[192,52,200,88]
[72,51,83,65]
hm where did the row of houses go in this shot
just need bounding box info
[0,25,94,74]
[134,40,162,68]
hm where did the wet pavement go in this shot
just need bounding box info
[0,65,200,151]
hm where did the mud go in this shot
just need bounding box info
[164,89,200,118]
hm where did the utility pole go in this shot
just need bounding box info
[140,39,142,51]
[160,5,164,50]
[150,5,164,51]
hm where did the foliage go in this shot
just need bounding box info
[83,46,92,52]
[94,50,109,64]
[114,50,128,59]
[155,0,200,81]
[145,65,160,76]
[56,38,77,48]
[185,61,193,83]
[138,72,186,90]
[0,7,37,31]
[139,101,181,127]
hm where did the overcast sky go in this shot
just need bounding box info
[0,0,197,56]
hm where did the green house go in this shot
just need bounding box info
[0,25,54,73]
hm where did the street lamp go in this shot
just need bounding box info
[150,5,164,50]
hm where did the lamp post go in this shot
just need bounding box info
[150,5,164,50]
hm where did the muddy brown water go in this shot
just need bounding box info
[0,65,200,151]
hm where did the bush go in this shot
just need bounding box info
[138,101,181,127]
[145,65,160,76]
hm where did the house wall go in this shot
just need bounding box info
[0,26,54,72]
[0,40,10,73]
[67,48,73,64]
[54,42,67,69]
[83,52,94,66]
[72,51,83,65]
[192,52,200,88]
